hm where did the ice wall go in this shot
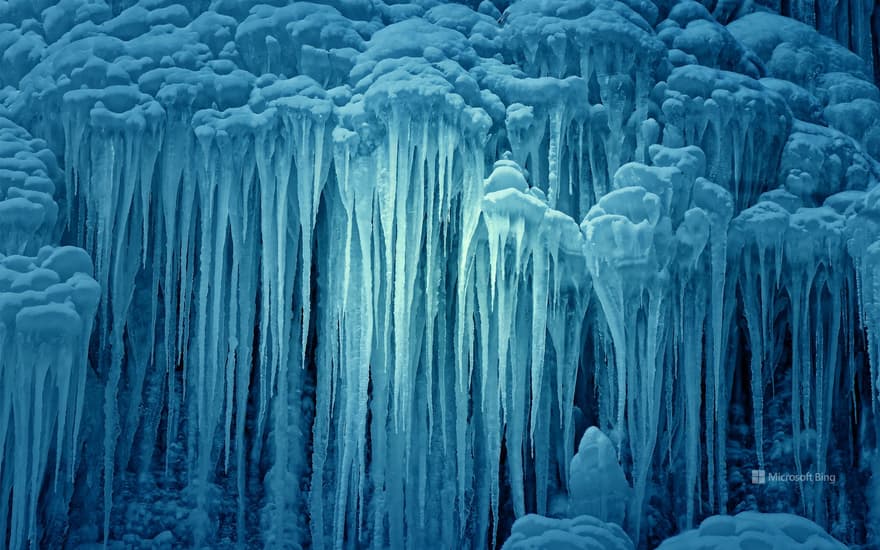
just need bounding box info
[0,0,878,549]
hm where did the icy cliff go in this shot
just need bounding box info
[0,0,878,549]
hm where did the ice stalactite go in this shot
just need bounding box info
[728,198,791,471]
[54,68,333,544]
[312,97,489,549]
[779,122,875,207]
[311,127,374,550]
[661,66,792,212]
[496,0,665,218]
[847,186,880,415]
[187,107,259,544]
[692,179,735,514]
[726,185,873,527]
[784,206,849,520]
[582,182,673,543]
[0,117,99,550]
[674,270,710,527]
[153,104,198,481]
[252,84,333,547]
[60,86,164,543]
[0,249,99,550]
[608,147,727,530]
[647,144,735,518]
[656,4,763,78]
[580,145,734,537]
[486,75,594,219]
[4,0,880,548]
[183,77,334,544]
[468,158,591,526]
[234,1,367,86]
[775,0,879,81]
[860,239,880,409]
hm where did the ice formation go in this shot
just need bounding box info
[0,0,878,549]
[568,426,632,526]
[0,118,99,549]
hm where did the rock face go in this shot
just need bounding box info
[0,0,878,549]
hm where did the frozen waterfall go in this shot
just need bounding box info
[0,0,879,548]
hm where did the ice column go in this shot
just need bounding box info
[582,183,673,542]
[728,200,791,470]
[470,158,591,525]
[61,86,163,543]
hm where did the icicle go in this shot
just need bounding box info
[729,201,790,471]
[582,184,673,544]
[0,234,99,550]
[784,206,848,520]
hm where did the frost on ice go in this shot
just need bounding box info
[0,0,878,549]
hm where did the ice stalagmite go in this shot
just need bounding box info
[569,426,632,526]
[502,514,634,550]
[658,512,848,550]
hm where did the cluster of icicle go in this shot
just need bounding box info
[0,116,99,550]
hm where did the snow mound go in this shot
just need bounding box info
[656,512,848,550]
[502,514,634,550]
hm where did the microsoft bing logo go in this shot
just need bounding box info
[748,468,836,484]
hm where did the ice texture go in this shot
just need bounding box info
[0,0,878,549]
[0,117,60,255]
